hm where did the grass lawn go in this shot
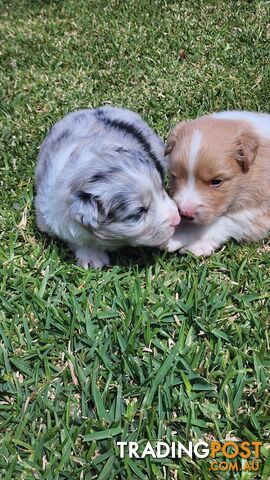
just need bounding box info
[1,0,270,478]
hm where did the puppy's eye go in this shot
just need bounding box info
[124,207,148,222]
[211,178,223,187]
[170,173,177,181]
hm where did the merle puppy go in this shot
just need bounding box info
[35,106,180,268]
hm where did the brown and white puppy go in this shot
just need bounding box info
[165,111,270,255]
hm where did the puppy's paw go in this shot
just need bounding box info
[181,238,217,256]
[166,237,185,253]
[75,246,110,269]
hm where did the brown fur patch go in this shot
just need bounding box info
[234,130,259,172]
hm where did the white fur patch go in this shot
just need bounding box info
[188,129,202,173]
[175,129,203,210]
[174,187,202,211]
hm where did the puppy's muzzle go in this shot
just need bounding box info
[170,212,181,227]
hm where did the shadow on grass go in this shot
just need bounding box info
[34,226,162,270]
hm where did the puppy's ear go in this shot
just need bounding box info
[165,134,176,155]
[234,130,259,173]
[70,191,104,229]
[165,122,187,156]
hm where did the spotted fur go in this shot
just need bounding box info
[35,106,180,268]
